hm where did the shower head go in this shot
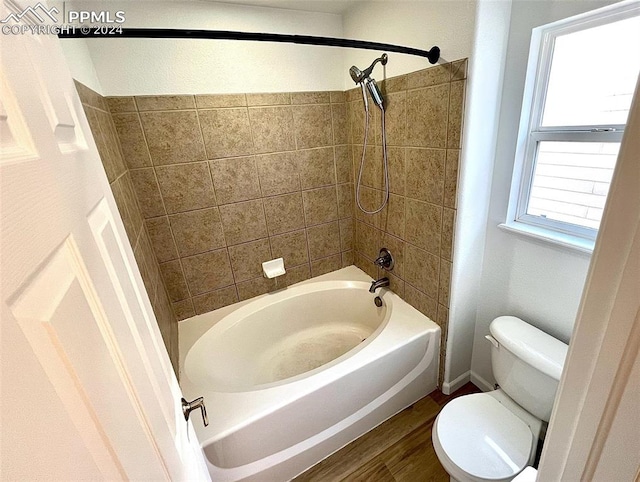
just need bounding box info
[350,65,364,84]
[349,53,388,85]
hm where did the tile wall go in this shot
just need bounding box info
[75,82,179,374]
[106,91,354,320]
[347,59,467,385]
[77,58,466,386]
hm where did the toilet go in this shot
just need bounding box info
[432,316,568,482]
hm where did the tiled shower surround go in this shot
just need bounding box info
[347,59,467,384]
[75,82,179,373]
[106,90,354,320]
[77,58,466,384]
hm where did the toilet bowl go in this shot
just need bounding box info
[432,316,568,482]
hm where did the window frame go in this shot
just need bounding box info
[505,1,639,251]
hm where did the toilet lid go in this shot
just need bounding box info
[436,393,533,480]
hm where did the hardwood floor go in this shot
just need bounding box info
[294,383,480,482]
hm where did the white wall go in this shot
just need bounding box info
[342,1,476,88]
[59,0,344,95]
[444,0,512,393]
[469,0,619,391]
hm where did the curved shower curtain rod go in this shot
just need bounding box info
[58,28,441,64]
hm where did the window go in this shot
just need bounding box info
[505,2,640,252]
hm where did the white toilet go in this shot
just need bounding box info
[432,316,568,482]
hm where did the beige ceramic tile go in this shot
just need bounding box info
[447,80,465,149]
[192,286,239,314]
[293,104,333,149]
[355,220,381,262]
[405,148,445,204]
[172,299,195,321]
[381,74,408,93]
[145,216,178,262]
[405,198,442,256]
[249,106,296,153]
[404,244,440,300]
[246,93,290,106]
[404,283,438,321]
[441,207,455,261]
[269,229,309,267]
[119,173,145,238]
[337,183,354,220]
[218,199,268,245]
[279,263,311,287]
[306,221,341,261]
[129,168,166,218]
[345,88,361,103]
[209,156,261,204]
[330,91,346,103]
[311,254,341,277]
[358,146,383,189]
[439,259,451,307]
[291,91,330,104]
[227,238,272,282]
[341,250,354,267]
[263,192,306,235]
[384,91,406,146]
[110,179,136,243]
[182,249,235,295]
[237,276,277,301]
[354,186,382,228]
[387,147,405,196]
[255,151,300,197]
[169,207,226,257]
[332,103,348,145]
[75,81,108,110]
[297,147,335,189]
[107,96,136,113]
[444,149,459,208]
[379,193,405,239]
[135,95,195,111]
[159,260,190,302]
[302,186,338,226]
[437,303,449,327]
[84,108,117,182]
[155,162,217,214]
[112,113,152,169]
[451,58,468,81]
[195,94,246,108]
[406,84,450,149]
[385,271,405,298]
[406,64,451,90]
[199,108,254,159]
[339,218,354,251]
[335,145,352,183]
[355,252,377,279]
[139,110,205,165]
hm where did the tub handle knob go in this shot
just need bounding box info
[181,396,209,427]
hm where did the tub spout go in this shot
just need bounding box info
[369,277,390,293]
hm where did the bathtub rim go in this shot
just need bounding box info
[183,279,394,392]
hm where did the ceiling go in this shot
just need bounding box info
[200,0,364,15]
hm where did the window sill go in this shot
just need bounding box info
[498,221,594,255]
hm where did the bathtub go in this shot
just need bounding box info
[179,266,440,481]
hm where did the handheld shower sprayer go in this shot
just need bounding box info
[349,53,388,109]
[350,54,390,215]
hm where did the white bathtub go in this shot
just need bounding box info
[179,266,440,481]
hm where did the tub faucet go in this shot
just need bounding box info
[369,277,390,293]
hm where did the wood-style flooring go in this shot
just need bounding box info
[294,383,480,482]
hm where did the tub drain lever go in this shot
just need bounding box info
[181,396,209,427]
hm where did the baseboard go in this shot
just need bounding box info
[470,371,494,392]
[442,370,470,395]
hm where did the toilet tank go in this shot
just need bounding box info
[489,316,568,422]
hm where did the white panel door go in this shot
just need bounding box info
[0,5,210,480]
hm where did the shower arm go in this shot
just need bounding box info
[58,28,441,64]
